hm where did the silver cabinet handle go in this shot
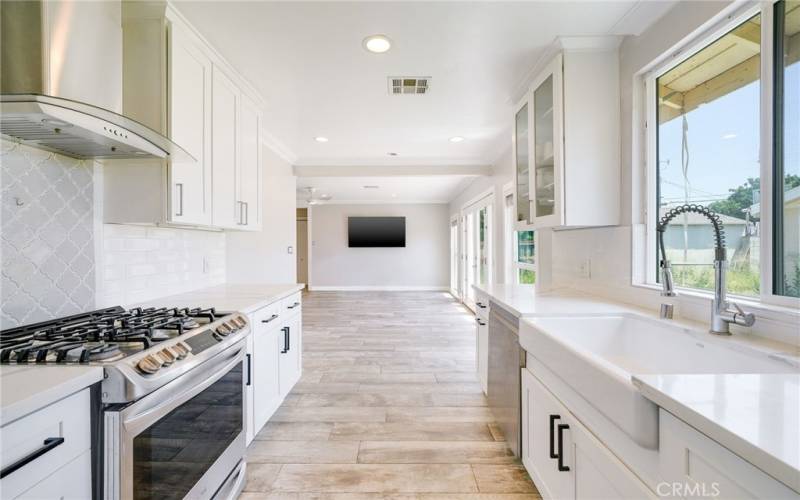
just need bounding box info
[237,201,244,225]
[244,201,249,225]
[175,183,183,217]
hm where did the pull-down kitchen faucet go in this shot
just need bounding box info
[656,204,756,335]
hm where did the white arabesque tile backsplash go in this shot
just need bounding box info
[98,224,226,307]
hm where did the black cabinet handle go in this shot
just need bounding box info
[476,302,487,309]
[549,415,560,459]
[281,327,289,353]
[245,354,252,386]
[261,314,278,324]
[475,318,486,326]
[0,437,65,479]
[287,302,300,309]
[557,423,570,471]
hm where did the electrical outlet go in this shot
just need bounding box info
[578,259,591,279]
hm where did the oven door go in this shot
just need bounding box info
[105,341,246,500]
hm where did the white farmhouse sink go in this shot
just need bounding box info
[519,314,794,449]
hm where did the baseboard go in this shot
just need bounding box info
[308,286,450,292]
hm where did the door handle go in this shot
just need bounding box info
[175,183,183,217]
[0,437,65,479]
[245,353,252,386]
[281,327,289,353]
[287,302,300,309]
[549,414,560,459]
[557,423,570,471]
[261,314,278,324]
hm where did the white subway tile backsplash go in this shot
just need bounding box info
[97,224,226,306]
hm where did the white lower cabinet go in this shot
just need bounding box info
[0,389,92,499]
[244,293,303,445]
[279,311,302,398]
[521,368,654,500]
[659,410,798,500]
[475,294,489,395]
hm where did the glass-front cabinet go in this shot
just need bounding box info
[514,100,532,226]
[529,54,563,227]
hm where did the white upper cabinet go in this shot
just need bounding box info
[237,93,262,230]
[212,67,240,229]
[519,38,621,229]
[514,98,533,229]
[107,2,263,231]
[169,24,212,225]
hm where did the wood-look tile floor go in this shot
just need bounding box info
[242,291,540,500]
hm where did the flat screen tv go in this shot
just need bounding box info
[348,217,406,247]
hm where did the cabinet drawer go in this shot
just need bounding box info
[14,450,91,500]
[659,409,798,499]
[0,388,91,499]
[255,302,282,328]
[474,294,490,320]
[282,293,302,315]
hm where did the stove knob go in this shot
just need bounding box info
[172,344,189,359]
[225,321,238,332]
[178,342,192,354]
[232,317,245,328]
[136,355,162,375]
[158,348,176,366]
[216,325,230,336]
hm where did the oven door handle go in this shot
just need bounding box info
[121,342,245,436]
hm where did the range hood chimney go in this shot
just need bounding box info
[0,1,192,161]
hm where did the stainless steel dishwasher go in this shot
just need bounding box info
[487,303,525,457]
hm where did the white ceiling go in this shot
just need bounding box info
[297,175,476,205]
[174,1,675,203]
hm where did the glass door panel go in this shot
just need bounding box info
[478,206,490,286]
[533,75,555,218]
[515,103,531,223]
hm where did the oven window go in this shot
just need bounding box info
[133,362,243,500]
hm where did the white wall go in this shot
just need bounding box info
[226,145,297,283]
[310,203,449,290]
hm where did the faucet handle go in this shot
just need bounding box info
[731,302,756,327]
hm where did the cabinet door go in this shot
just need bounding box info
[244,329,255,444]
[529,54,564,228]
[522,368,575,500]
[169,26,212,226]
[14,450,92,500]
[238,93,262,230]
[212,67,239,228]
[252,316,281,435]
[514,98,532,227]
[279,314,302,398]
[476,316,488,395]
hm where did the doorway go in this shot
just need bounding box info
[460,195,492,310]
[296,208,309,288]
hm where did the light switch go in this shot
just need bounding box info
[288,246,294,254]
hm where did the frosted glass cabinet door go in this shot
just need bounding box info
[514,100,531,225]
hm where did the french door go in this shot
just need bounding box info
[461,196,492,310]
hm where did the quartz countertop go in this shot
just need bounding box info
[132,283,305,314]
[633,373,800,493]
[473,283,634,317]
[0,365,103,424]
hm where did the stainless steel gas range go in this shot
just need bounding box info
[0,306,250,500]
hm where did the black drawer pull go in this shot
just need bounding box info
[246,354,252,386]
[549,414,560,459]
[475,318,486,326]
[262,314,278,324]
[476,302,487,309]
[0,437,65,479]
[281,327,290,353]
[557,423,570,471]
[287,302,300,309]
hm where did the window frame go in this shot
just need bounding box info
[503,183,537,285]
[639,0,799,309]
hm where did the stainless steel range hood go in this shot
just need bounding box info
[0,94,194,161]
[0,1,193,161]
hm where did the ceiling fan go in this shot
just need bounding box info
[302,187,332,205]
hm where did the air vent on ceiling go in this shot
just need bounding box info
[388,77,430,95]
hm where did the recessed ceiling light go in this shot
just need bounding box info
[363,34,392,53]
[449,136,464,143]
[722,133,737,140]
[363,185,380,189]
[314,136,329,143]
[387,152,398,156]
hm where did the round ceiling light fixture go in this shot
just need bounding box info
[363,34,392,53]
[314,136,329,143]
[449,136,464,143]
[387,152,398,156]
